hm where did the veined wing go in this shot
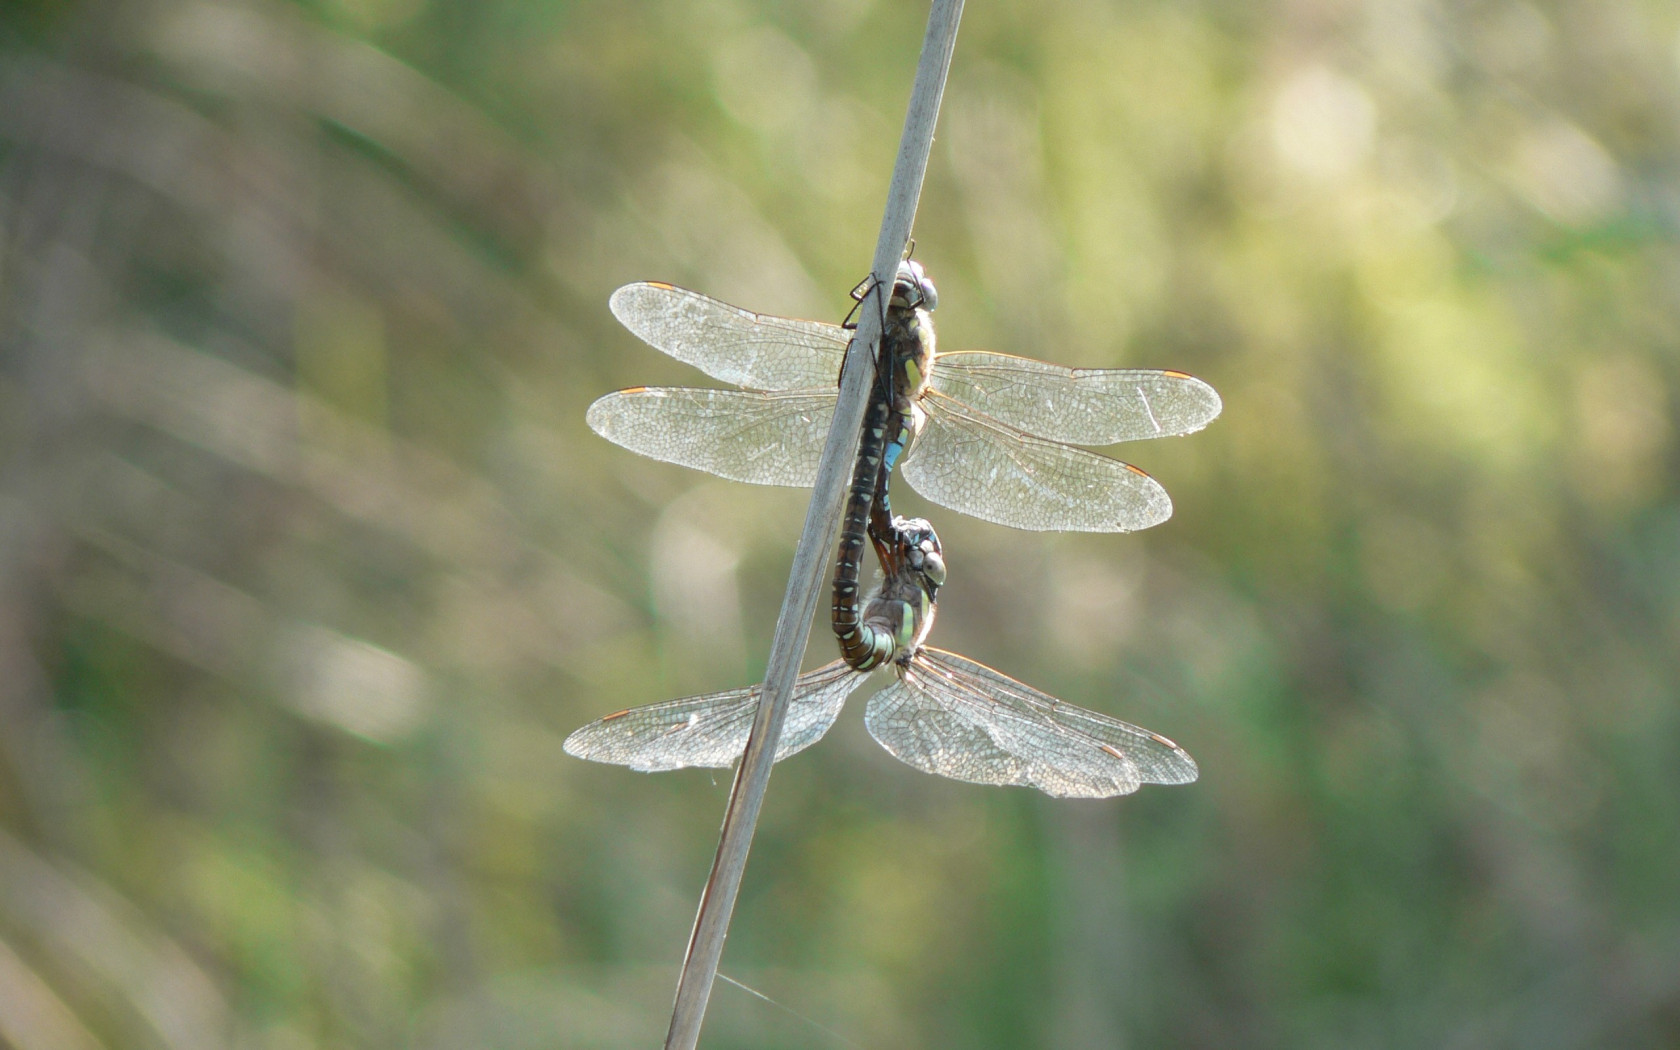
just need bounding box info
[901,392,1172,532]
[587,387,837,487]
[864,648,1198,798]
[931,352,1222,445]
[610,282,850,392]
[564,660,863,772]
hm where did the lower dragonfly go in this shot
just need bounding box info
[564,515,1198,799]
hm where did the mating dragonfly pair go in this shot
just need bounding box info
[565,263,1220,797]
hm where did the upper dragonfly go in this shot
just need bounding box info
[587,268,1221,533]
[564,514,1198,799]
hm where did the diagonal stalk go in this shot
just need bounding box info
[662,3,964,1047]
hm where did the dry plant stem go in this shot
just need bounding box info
[661,2,964,1047]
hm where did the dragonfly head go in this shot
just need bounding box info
[892,260,938,313]
[894,516,946,594]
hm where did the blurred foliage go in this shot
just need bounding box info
[2,0,1679,1046]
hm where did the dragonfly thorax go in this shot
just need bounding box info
[860,565,937,669]
[881,266,936,410]
[887,261,936,407]
[880,272,935,470]
[855,515,943,667]
[890,308,935,404]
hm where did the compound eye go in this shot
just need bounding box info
[921,549,947,587]
[894,261,937,310]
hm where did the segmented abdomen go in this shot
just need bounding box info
[832,390,894,671]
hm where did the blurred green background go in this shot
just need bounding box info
[3,0,1679,1046]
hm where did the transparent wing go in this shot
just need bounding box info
[610,282,851,391]
[586,387,837,487]
[564,660,863,772]
[864,648,1198,798]
[931,352,1222,445]
[901,393,1173,532]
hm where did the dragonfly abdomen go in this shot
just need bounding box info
[832,392,896,671]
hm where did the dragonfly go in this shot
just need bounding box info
[832,261,941,671]
[564,515,1198,799]
[587,266,1222,533]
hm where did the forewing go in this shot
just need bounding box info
[902,393,1173,531]
[931,352,1222,444]
[586,387,836,486]
[864,648,1197,798]
[610,282,850,391]
[564,661,862,772]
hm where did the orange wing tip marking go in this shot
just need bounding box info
[1149,731,1183,749]
[1099,744,1125,759]
[1162,369,1195,380]
[619,386,650,394]
[646,281,678,291]
[601,709,633,722]
[1123,463,1153,478]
